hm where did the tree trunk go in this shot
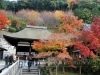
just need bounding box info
[62,61,65,75]
[79,65,82,75]
[49,68,52,75]
[56,65,58,75]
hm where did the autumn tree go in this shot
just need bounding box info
[56,16,100,74]
[32,39,72,75]
[77,16,100,56]
[67,0,78,10]
[71,42,95,57]
[0,12,8,30]
[26,10,41,26]
[32,33,77,75]
[16,10,44,26]
[40,11,58,28]
[69,16,100,74]
[33,39,67,52]
[67,16,100,59]
[54,10,64,20]
[59,13,83,34]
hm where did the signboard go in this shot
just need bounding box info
[17,52,35,55]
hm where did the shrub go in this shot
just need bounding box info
[8,27,16,32]
[8,17,26,32]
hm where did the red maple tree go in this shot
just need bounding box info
[0,12,8,30]
[71,42,95,57]
[74,16,100,56]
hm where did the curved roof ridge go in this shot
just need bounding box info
[27,25,47,29]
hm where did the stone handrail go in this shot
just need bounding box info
[0,59,19,75]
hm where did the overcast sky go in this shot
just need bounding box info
[9,0,17,1]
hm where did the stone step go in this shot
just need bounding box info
[23,73,39,74]
[22,66,38,69]
[22,68,39,75]
[22,69,39,72]
[22,71,39,74]
[22,74,39,75]
[22,72,39,75]
[23,69,38,71]
[23,68,38,70]
[22,66,39,75]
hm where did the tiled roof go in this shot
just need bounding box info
[4,26,52,40]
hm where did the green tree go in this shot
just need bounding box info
[7,0,67,11]
[0,0,4,9]
[74,8,93,24]
[78,0,97,10]
[92,7,100,17]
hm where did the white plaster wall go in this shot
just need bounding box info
[0,38,16,59]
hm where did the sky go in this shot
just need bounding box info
[9,0,17,1]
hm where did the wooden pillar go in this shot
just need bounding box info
[29,42,31,55]
[15,42,18,55]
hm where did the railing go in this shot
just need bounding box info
[0,59,20,75]
[38,68,41,75]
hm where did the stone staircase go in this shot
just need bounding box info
[22,66,39,75]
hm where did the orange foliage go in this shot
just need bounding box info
[54,10,64,20]
[67,0,78,3]
[33,40,73,66]
[62,47,69,54]
[57,47,72,60]
[59,14,83,34]
[57,53,72,60]
[32,39,74,67]
[50,33,61,37]
[34,52,53,58]
[32,39,67,52]
[0,12,8,29]
[50,33,77,42]
[27,21,37,26]
[67,0,78,9]
[26,10,40,22]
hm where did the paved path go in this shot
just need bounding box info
[0,60,5,73]
[0,60,5,70]
[0,60,5,65]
